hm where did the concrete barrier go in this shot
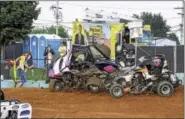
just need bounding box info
[1,80,48,88]
[1,73,184,88]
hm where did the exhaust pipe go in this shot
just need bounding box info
[124,87,130,93]
[141,82,153,92]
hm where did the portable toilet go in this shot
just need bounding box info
[30,34,42,68]
[38,34,62,68]
[38,34,49,68]
[23,34,34,52]
[47,34,62,56]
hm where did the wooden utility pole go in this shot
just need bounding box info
[51,0,62,35]
[56,0,59,35]
[174,5,184,45]
[174,1,184,73]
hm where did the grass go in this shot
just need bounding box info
[9,68,47,81]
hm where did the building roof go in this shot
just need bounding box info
[149,38,177,46]
[40,34,62,40]
[26,34,63,40]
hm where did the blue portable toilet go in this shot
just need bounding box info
[23,34,34,53]
[38,34,62,68]
[30,34,42,68]
[47,34,62,56]
[38,34,48,68]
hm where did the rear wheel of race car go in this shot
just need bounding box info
[49,79,63,92]
[87,84,100,93]
[156,80,174,97]
[109,84,124,98]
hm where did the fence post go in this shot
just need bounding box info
[135,39,138,67]
[174,45,177,73]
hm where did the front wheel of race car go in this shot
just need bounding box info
[156,80,174,97]
[49,79,63,92]
[0,90,5,100]
[109,84,124,98]
[8,111,18,119]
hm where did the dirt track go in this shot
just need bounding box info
[3,86,184,118]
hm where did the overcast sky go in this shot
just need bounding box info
[34,1,183,37]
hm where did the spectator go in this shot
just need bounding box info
[45,42,67,84]
[75,25,85,45]
[44,45,55,68]
[26,51,35,76]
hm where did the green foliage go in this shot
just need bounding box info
[168,33,180,45]
[31,25,69,38]
[0,1,41,44]
[133,12,170,37]
[133,12,180,44]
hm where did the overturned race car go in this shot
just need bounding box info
[48,41,126,98]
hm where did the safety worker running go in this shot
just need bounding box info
[15,52,31,87]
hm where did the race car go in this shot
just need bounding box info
[0,90,32,119]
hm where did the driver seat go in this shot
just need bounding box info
[151,57,163,75]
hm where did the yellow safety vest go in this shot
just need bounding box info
[17,56,27,70]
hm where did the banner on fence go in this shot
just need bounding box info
[143,25,151,31]
[88,26,102,37]
[130,28,143,39]
[110,23,124,59]
[72,19,88,45]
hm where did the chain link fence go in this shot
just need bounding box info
[136,45,184,73]
[0,58,48,81]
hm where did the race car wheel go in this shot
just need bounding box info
[87,84,100,93]
[156,80,174,97]
[9,111,18,119]
[53,81,63,92]
[0,90,5,100]
[109,84,124,98]
[49,79,63,92]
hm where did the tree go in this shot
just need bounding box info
[31,26,68,38]
[133,12,170,37]
[0,1,41,44]
[168,33,180,45]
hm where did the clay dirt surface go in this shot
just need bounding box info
[2,86,184,118]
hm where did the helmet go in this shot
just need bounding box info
[116,45,122,52]
[125,24,128,27]
[75,54,85,62]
